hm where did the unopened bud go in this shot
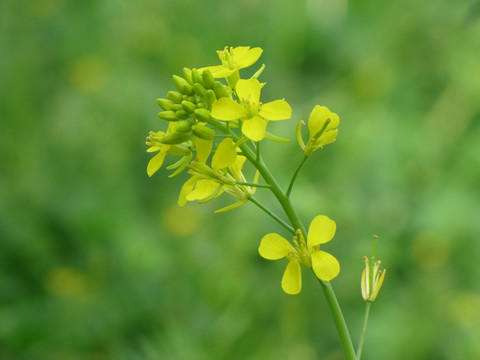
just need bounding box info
[160,131,191,145]
[194,108,211,123]
[176,120,194,133]
[183,67,193,84]
[204,89,217,106]
[213,81,228,98]
[156,98,173,111]
[158,111,178,122]
[192,68,203,84]
[202,69,215,89]
[181,100,196,114]
[175,110,189,120]
[173,75,193,95]
[193,83,206,96]
[192,125,215,140]
[167,91,183,103]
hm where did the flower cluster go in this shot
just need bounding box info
[146,46,346,294]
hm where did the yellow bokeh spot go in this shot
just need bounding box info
[411,232,450,269]
[45,267,86,298]
[449,292,480,328]
[69,56,108,94]
[162,205,201,237]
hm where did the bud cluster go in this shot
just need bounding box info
[155,68,230,145]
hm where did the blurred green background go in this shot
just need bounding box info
[1,0,480,359]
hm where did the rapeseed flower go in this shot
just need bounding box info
[211,78,291,141]
[259,215,340,295]
[297,105,339,155]
[199,46,263,79]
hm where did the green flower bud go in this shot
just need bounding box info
[196,102,205,109]
[170,103,182,112]
[156,98,173,110]
[213,81,228,98]
[202,69,215,89]
[160,131,192,145]
[193,83,206,96]
[183,67,193,84]
[192,125,215,140]
[192,68,203,84]
[181,100,196,114]
[173,75,193,95]
[175,110,189,120]
[204,89,217,106]
[167,91,183,103]
[176,120,194,133]
[194,108,211,123]
[158,111,178,121]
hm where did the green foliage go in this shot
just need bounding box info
[1,0,480,359]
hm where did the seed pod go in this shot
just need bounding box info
[158,111,178,121]
[194,108,211,123]
[167,91,183,103]
[192,125,215,140]
[160,131,191,144]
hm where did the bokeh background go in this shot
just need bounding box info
[1,0,480,359]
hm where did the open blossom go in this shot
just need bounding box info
[199,46,263,78]
[259,215,340,295]
[211,78,292,141]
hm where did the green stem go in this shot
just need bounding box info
[286,155,308,197]
[249,197,294,234]
[356,302,372,360]
[210,119,356,360]
[236,181,271,188]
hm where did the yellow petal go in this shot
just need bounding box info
[178,176,198,207]
[146,146,161,153]
[242,115,266,142]
[308,105,332,136]
[195,137,213,163]
[259,100,292,120]
[258,233,294,260]
[199,65,234,78]
[147,151,167,177]
[214,199,247,213]
[236,78,261,104]
[229,155,247,181]
[235,47,263,69]
[211,98,246,120]
[311,251,340,281]
[282,260,302,295]
[186,179,220,201]
[212,138,237,170]
[307,215,336,248]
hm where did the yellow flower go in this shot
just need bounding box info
[199,46,263,78]
[258,215,340,295]
[297,105,339,156]
[211,78,292,141]
[178,137,236,205]
[146,123,191,177]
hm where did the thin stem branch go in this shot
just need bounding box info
[286,155,309,197]
[249,197,295,234]
[356,302,372,360]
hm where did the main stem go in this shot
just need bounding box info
[211,120,356,360]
